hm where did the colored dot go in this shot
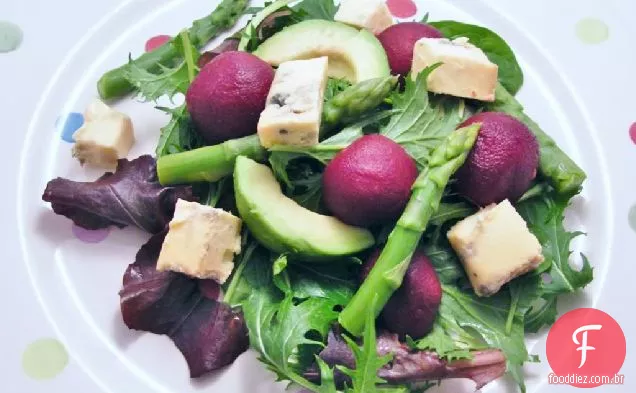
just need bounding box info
[629,204,636,233]
[145,35,171,52]
[0,21,23,53]
[629,123,636,144]
[72,224,111,243]
[576,18,609,44]
[58,112,84,143]
[22,338,69,380]
[386,0,417,19]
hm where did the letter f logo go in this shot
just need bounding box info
[572,324,603,368]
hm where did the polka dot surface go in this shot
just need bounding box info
[145,35,171,52]
[576,18,609,44]
[629,123,636,145]
[22,338,69,380]
[629,204,636,234]
[58,112,84,143]
[72,224,111,243]
[0,21,23,53]
[386,0,418,19]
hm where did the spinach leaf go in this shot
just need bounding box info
[381,68,466,169]
[487,84,586,196]
[429,201,475,226]
[429,21,524,95]
[293,0,339,20]
[424,227,467,285]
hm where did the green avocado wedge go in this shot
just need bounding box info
[253,20,390,83]
[234,156,375,259]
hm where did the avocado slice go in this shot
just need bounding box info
[234,156,375,259]
[253,20,390,83]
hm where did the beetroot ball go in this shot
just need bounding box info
[186,51,274,145]
[455,112,540,206]
[378,22,444,75]
[361,248,442,339]
[323,135,418,227]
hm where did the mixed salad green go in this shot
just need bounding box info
[41,0,594,392]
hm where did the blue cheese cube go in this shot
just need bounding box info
[411,37,498,102]
[447,200,544,297]
[334,0,394,34]
[72,99,135,168]
[157,199,242,284]
[257,57,329,148]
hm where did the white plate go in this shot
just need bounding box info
[3,0,635,392]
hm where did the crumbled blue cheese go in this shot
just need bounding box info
[334,0,394,34]
[411,37,498,102]
[257,57,329,148]
[157,199,242,284]
[447,199,544,297]
[72,99,135,168]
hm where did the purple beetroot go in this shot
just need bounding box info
[322,134,418,227]
[361,248,442,339]
[186,51,274,145]
[377,22,444,76]
[455,112,540,206]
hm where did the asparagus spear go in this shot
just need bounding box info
[157,134,265,185]
[487,83,586,196]
[156,77,399,185]
[323,76,398,129]
[338,123,480,337]
[97,0,248,100]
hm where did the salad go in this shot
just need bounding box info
[41,0,593,392]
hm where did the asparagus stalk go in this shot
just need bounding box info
[157,134,265,185]
[487,83,586,195]
[338,124,480,337]
[323,76,398,129]
[97,0,248,100]
[156,77,398,185]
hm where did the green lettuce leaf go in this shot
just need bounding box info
[440,285,529,392]
[232,242,357,392]
[429,21,524,95]
[524,296,558,333]
[341,296,392,393]
[381,68,466,168]
[131,31,204,157]
[243,286,341,388]
[124,31,200,102]
[155,105,204,157]
[517,193,593,296]
[292,0,339,20]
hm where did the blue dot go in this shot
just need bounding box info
[58,113,84,143]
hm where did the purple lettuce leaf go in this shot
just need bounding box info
[42,155,194,234]
[306,330,506,389]
[119,232,249,377]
